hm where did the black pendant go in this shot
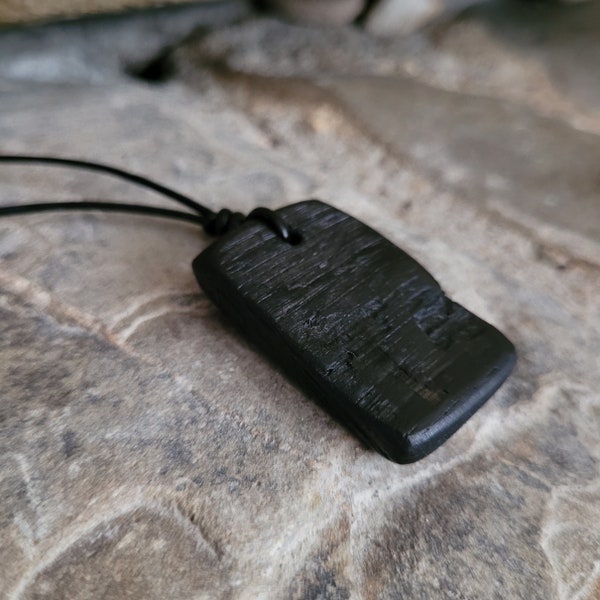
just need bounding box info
[193,200,516,463]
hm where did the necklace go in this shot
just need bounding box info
[0,155,515,463]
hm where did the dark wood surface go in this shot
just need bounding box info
[194,200,516,462]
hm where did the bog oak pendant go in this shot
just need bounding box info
[194,200,516,463]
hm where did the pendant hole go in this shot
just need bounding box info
[287,229,303,245]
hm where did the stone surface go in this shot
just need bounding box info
[263,0,491,32]
[186,3,600,265]
[1,5,599,600]
[364,0,446,35]
[0,1,249,84]
[0,0,222,25]
[322,75,600,265]
[265,0,364,25]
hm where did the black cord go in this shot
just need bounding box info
[0,201,206,226]
[0,154,250,236]
[0,154,297,241]
[0,155,211,218]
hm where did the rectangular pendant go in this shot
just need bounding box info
[193,200,516,463]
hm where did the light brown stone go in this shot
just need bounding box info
[365,0,445,35]
[266,0,364,25]
[0,0,222,25]
[1,5,599,599]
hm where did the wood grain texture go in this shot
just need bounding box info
[194,200,516,463]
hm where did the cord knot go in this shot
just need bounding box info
[204,206,301,244]
[203,208,245,236]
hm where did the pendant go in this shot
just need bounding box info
[194,200,516,463]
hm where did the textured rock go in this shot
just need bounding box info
[0,1,249,85]
[365,0,446,35]
[393,0,600,135]
[362,0,591,36]
[0,0,220,25]
[1,6,599,599]
[186,6,600,265]
[265,0,364,25]
[321,75,600,265]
